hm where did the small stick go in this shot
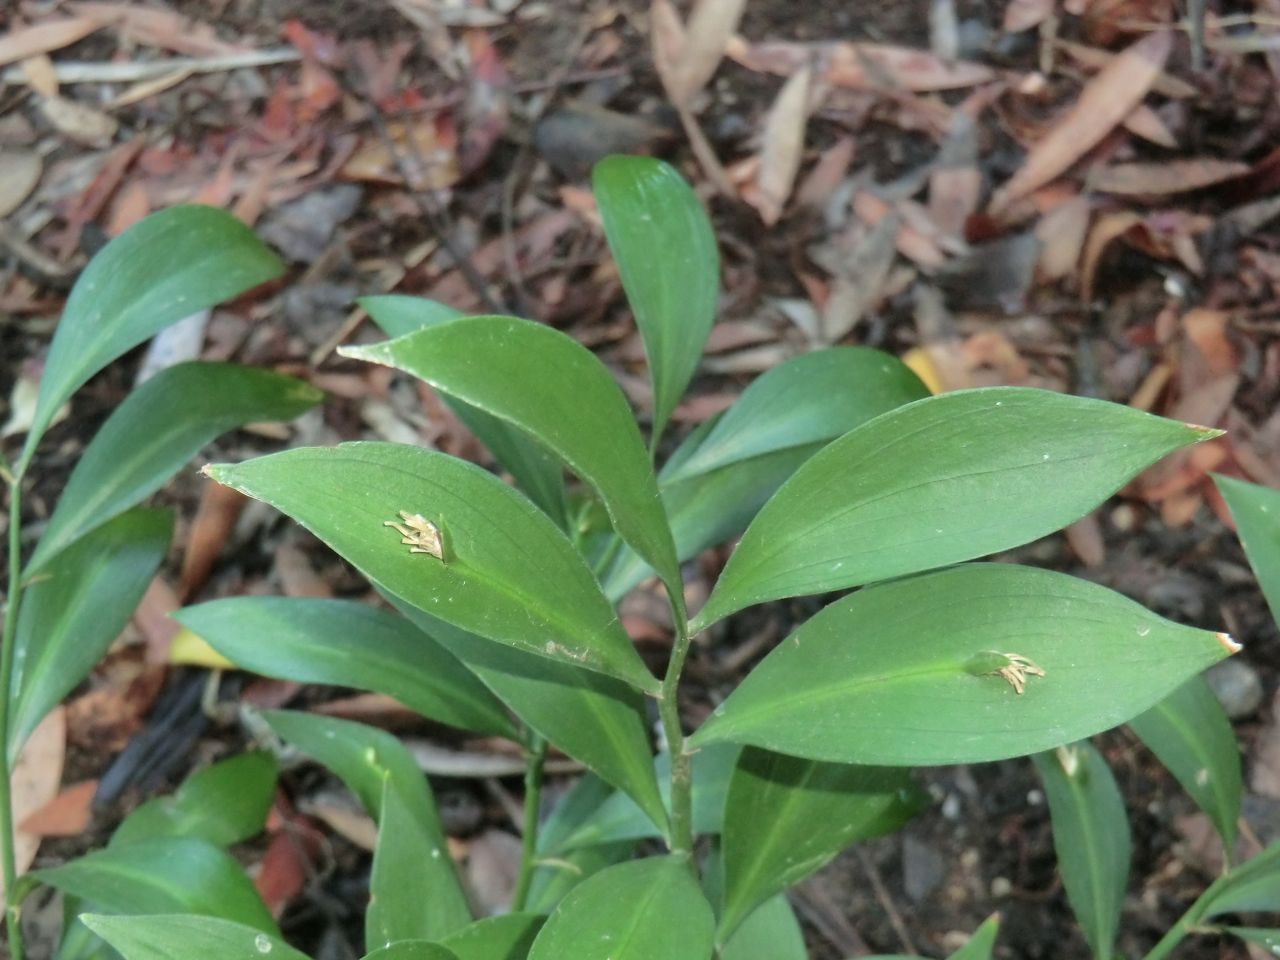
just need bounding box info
[0,48,301,86]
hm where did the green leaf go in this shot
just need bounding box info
[81,914,307,960]
[343,316,681,607]
[1199,841,1280,917]
[20,205,284,468]
[392,601,667,837]
[692,387,1217,631]
[528,775,636,913]
[361,295,566,526]
[1129,677,1241,857]
[553,745,738,852]
[1033,743,1129,960]
[369,778,471,948]
[175,597,516,739]
[1218,927,1280,952]
[662,348,928,484]
[593,155,718,444]
[717,748,925,942]
[9,507,172,758]
[690,564,1238,765]
[527,856,715,960]
[32,838,277,933]
[720,895,807,960]
[363,946,459,960]
[208,442,657,693]
[1215,474,1280,624]
[111,751,276,849]
[437,914,544,960]
[28,362,320,572]
[948,914,1000,960]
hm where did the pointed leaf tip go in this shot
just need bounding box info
[1218,632,1242,654]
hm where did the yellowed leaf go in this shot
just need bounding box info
[168,626,237,670]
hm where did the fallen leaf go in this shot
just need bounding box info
[0,149,41,217]
[1035,194,1091,281]
[853,191,945,268]
[1090,158,1250,197]
[2,707,66,897]
[1182,308,1238,377]
[821,214,900,342]
[1065,513,1106,567]
[991,31,1172,213]
[38,94,119,147]
[1053,37,1194,98]
[727,36,995,92]
[19,780,97,838]
[0,17,105,68]
[168,627,237,670]
[20,54,59,97]
[299,791,377,851]
[1003,0,1057,32]
[133,576,182,663]
[795,136,856,209]
[255,818,323,917]
[179,481,248,598]
[748,64,813,225]
[1079,209,1141,302]
[664,0,748,105]
[1122,103,1177,147]
[465,828,522,916]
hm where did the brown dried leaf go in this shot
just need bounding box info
[1065,513,1106,567]
[1003,0,1057,32]
[1182,308,1238,377]
[1053,37,1194,98]
[726,36,994,92]
[2,707,66,897]
[853,192,945,268]
[0,149,41,217]
[0,17,105,68]
[1035,194,1091,281]
[1079,209,1141,302]
[1090,158,1250,197]
[20,54,59,97]
[38,95,119,147]
[1121,103,1177,148]
[133,576,181,663]
[992,31,1172,213]
[749,64,813,225]
[179,482,248,599]
[664,0,748,105]
[795,136,856,209]
[19,779,97,838]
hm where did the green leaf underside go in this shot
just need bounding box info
[1129,677,1242,855]
[34,838,277,934]
[368,778,471,948]
[691,564,1234,766]
[392,600,667,836]
[29,362,320,572]
[1199,842,1280,917]
[361,294,566,526]
[24,205,283,464]
[718,749,924,942]
[593,155,719,443]
[436,913,544,960]
[343,315,681,607]
[207,442,657,694]
[1033,743,1129,960]
[693,387,1214,631]
[9,507,172,758]
[1215,474,1280,626]
[720,895,807,960]
[177,597,516,739]
[1219,927,1280,952]
[663,347,929,485]
[527,856,715,960]
[82,914,307,960]
[111,751,276,849]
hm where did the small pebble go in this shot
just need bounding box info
[1204,657,1264,719]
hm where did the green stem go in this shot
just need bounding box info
[659,617,694,858]
[1141,879,1219,960]
[510,735,548,912]
[1,469,26,960]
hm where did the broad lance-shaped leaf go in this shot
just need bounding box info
[82,914,309,960]
[717,749,925,943]
[436,914,544,960]
[1215,474,1280,623]
[343,316,683,613]
[720,895,807,960]
[1033,743,1129,960]
[662,347,928,484]
[369,778,471,947]
[1196,841,1280,918]
[361,294,566,526]
[690,564,1239,766]
[593,155,719,444]
[175,597,517,739]
[19,205,283,470]
[364,945,460,960]
[392,599,668,836]
[950,915,1000,960]
[260,710,472,933]
[28,837,277,934]
[692,387,1217,631]
[29,362,321,572]
[1129,677,1241,857]
[207,442,658,694]
[9,507,172,759]
[527,856,715,960]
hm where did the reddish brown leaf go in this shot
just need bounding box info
[3,708,66,897]
[19,779,97,838]
[179,482,248,599]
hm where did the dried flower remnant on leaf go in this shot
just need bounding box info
[964,651,1046,695]
[385,511,447,562]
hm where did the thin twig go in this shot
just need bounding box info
[0,48,301,86]
[854,847,916,955]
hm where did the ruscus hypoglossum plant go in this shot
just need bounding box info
[6,157,1272,960]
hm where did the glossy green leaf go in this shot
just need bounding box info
[720,895,807,960]
[593,155,718,443]
[32,838,277,933]
[691,564,1238,765]
[528,775,635,912]
[361,295,566,526]
[9,507,172,758]
[28,362,320,572]
[663,348,928,484]
[392,601,667,836]
[437,914,544,960]
[369,777,470,948]
[692,387,1217,631]
[343,316,681,607]
[82,914,307,960]
[176,597,516,739]
[20,206,283,469]
[527,856,715,960]
[1033,743,1129,960]
[1129,676,1241,856]
[949,915,1000,960]
[1198,841,1280,918]
[111,751,276,849]
[364,945,459,960]
[208,442,657,693]
[554,745,738,852]
[1215,474,1280,623]
[718,748,925,942]
[1218,927,1280,952]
